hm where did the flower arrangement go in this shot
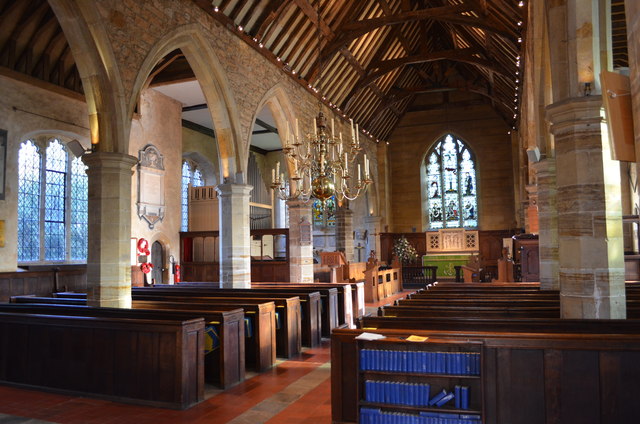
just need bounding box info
[392,236,418,264]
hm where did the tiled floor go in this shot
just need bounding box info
[0,341,331,424]
[0,290,415,424]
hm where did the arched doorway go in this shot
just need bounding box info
[151,241,164,284]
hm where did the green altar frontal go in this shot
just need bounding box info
[422,254,472,278]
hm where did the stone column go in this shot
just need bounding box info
[287,199,314,283]
[546,96,626,318]
[365,215,382,261]
[525,184,539,234]
[532,159,559,290]
[216,182,252,288]
[336,205,354,262]
[82,152,138,308]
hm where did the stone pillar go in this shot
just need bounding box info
[82,152,138,308]
[216,183,252,288]
[546,97,626,319]
[365,215,382,261]
[287,199,314,283]
[525,184,539,234]
[532,159,559,290]
[336,205,354,263]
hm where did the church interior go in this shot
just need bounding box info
[1,0,639,423]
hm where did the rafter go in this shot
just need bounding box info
[323,4,485,61]
[341,46,509,112]
[255,0,292,40]
[365,81,511,127]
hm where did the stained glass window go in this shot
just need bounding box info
[312,196,336,228]
[181,161,206,232]
[18,138,89,263]
[70,156,88,261]
[426,135,477,229]
[18,141,41,262]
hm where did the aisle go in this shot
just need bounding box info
[0,341,331,424]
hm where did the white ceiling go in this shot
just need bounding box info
[153,80,282,152]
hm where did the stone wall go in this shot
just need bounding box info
[129,88,183,278]
[387,95,515,232]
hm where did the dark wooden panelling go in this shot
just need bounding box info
[0,312,203,409]
[0,268,87,302]
[600,350,640,422]
[560,350,600,424]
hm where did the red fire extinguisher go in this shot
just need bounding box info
[174,264,181,283]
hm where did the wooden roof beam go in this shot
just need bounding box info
[255,0,292,40]
[321,3,521,62]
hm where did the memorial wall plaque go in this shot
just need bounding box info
[137,145,166,229]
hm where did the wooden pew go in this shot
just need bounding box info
[379,304,560,318]
[55,290,301,360]
[134,287,322,347]
[395,298,561,308]
[359,314,640,334]
[156,283,338,338]
[3,301,244,389]
[0,308,204,409]
[332,327,640,424]
[254,282,354,328]
[12,295,275,373]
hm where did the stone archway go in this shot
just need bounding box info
[252,84,314,282]
[47,0,129,154]
[131,24,242,183]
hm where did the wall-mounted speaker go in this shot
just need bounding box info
[67,139,87,157]
[526,147,540,163]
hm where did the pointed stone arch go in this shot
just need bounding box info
[47,0,129,154]
[132,24,242,182]
[251,83,297,167]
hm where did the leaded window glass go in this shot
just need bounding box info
[426,135,477,229]
[181,161,190,232]
[312,196,336,228]
[18,141,41,261]
[193,168,203,187]
[181,161,206,232]
[17,138,89,263]
[70,157,88,261]
[44,140,66,260]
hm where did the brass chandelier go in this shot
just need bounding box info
[270,114,371,203]
[270,0,371,204]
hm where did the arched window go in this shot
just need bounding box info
[312,196,337,228]
[181,160,205,232]
[17,138,88,263]
[425,134,477,229]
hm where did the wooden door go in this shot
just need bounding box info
[520,242,539,282]
[151,241,164,284]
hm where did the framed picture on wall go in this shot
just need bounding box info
[0,129,6,200]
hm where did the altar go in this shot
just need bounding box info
[422,254,472,278]
[423,228,479,279]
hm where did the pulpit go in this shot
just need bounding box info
[496,248,515,282]
[320,251,347,283]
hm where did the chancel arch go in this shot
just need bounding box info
[421,133,478,231]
